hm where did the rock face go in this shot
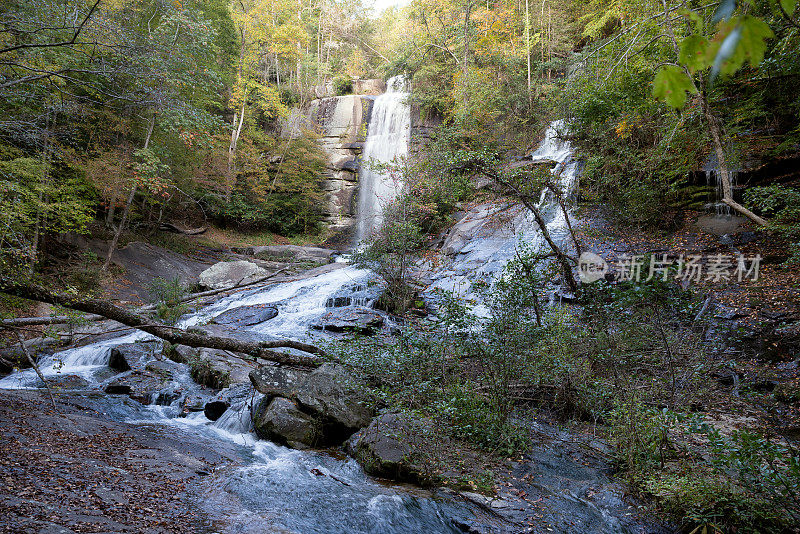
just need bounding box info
[249,363,310,398]
[110,241,212,301]
[311,307,384,334]
[198,260,269,290]
[282,95,374,233]
[253,397,320,448]
[248,363,376,447]
[345,413,423,484]
[212,305,278,327]
[294,364,374,433]
[194,348,256,386]
[104,370,173,404]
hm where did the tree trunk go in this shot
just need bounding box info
[103,114,155,272]
[0,283,329,368]
[227,102,245,203]
[700,86,767,226]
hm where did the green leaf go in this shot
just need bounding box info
[738,15,774,67]
[679,34,710,73]
[781,0,798,16]
[652,65,698,108]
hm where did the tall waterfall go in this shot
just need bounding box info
[355,75,411,244]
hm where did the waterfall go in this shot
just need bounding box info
[355,75,411,244]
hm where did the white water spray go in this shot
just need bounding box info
[355,75,411,243]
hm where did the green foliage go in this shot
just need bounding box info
[744,185,800,262]
[652,65,697,109]
[149,277,189,325]
[332,75,354,96]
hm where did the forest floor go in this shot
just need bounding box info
[0,389,241,534]
[576,204,800,442]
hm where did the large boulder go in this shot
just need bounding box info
[248,363,376,444]
[198,261,270,290]
[249,363,310,399]
[192,348,256,387]
[108,341,160,371]
[294,363,375,435]
[311,307,384,334]
[253,396,320,448]
[212,305,278,327]
[345,413,424,484]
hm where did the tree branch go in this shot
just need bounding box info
[0,283,328,368]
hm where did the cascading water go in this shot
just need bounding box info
[425,120,580,311]
[355,75,411,243]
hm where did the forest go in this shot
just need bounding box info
[0,0,799,532]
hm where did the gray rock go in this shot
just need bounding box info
[212,305,278,327]
[108,241,212,301]
[198,260,270,290]
[248,245,335,264]
[345,413,422,483]
[253,396,320,448]
[196,348,256,385]
[104,370,173,404]
[47,374,90,389]
[249,364,310,399]
[182,394,208,413]
[294,363,375,433]
[311,306,384,334]
[108,341,160,371]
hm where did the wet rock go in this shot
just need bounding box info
[0,337,63,373]
[168,344,196,364]
[47,374,90,389]
[249,364,310,399]
[311,306,384,334]
[345,413,423,484]
[293,363,375,436]
[108,341,160,372]
[106,241,212,301]
[253,396,320,448]
[182,394,208,413]
[104,370,174,404]
[212,305,278,327]
[204,400,230,421]
[198,260,270,290]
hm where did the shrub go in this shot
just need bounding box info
[332,75,353,96]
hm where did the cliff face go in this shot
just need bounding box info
[282,83,443,240]
[284,94,375,235]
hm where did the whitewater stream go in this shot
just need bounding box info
[0,85,640,532]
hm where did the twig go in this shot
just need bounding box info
[15,331,57,412]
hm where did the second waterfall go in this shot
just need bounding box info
[355,75,411,244]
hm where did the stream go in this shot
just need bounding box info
[0,84,649,533]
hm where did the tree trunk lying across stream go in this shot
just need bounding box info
[0,282,327,368]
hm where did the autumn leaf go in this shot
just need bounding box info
[652,65,698,108]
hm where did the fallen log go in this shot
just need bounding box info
[0,267,289,328]
[0,282,328,368]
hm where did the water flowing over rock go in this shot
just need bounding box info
[311,306,384,334]
[423,120,581,312]
[211,305,278,327]
[198,260,270,290]
[355,75,410,243]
